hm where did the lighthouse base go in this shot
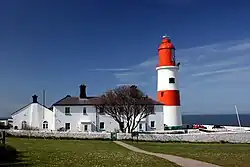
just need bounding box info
[163,106,182,129]
[164,125,183,130]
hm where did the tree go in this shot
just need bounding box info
[96,85,155,133]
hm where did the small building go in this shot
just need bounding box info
[11,85,164,132]
[0,117,12,127]
[11,95,54,130]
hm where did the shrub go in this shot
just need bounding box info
[22,125,39,131]
[0,144,19,163]
[57,127,66,132]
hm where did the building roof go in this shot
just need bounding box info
[53,95,163,106]
[11,102,52,116]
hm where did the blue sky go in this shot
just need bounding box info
[1,0,250,116]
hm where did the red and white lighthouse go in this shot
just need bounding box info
[156,35,182,129]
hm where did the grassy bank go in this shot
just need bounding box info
[3,138,180,167]
[125,141,250,167]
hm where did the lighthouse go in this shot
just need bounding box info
[156,35,182,130]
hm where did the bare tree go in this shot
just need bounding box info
[96,85,155,133]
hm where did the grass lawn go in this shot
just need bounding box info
[125,141,250,167]
[3,138,180,167]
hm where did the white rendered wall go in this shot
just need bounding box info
[157,66,179,91]
[147,105,164,131]
[36,104,54,130]
[54,106,97,132]
[163,106,182,127]
[99,114,119,132]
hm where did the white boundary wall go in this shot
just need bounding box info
[117,132,250,143]
[5,130,250,143]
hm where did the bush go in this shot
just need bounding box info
[0,123,10,130]
[0,144,19,163]
[22,125,39,131]
[57,127,66,132]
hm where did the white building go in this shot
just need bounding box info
[11,85,164,132]
[0,117,12,127]
[11,95,54,130]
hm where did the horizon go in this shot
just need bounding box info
[1,0,250,116]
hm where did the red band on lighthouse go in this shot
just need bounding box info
[157,90,180,106]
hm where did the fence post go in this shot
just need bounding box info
[111,132,117,141]
[0,131,6,145]
[2,131,5,145]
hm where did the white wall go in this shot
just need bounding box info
[6,130,250,143]
[157,66,179,91]
[12,105,31,129]
[37,104,54,130]
[147,105,164,131]
[12,103,54,130]
[99,114,119,132]
[54,105,98,132]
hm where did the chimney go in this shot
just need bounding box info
[80,84,87,98]
[32,95,38,103]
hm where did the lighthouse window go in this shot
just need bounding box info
[169,77,175,83]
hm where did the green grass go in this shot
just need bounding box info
[125,141,250,167]
[4,138,180,167]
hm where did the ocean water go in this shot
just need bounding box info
[183,114,250,126]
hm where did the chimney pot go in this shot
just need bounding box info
[32,95,38,103]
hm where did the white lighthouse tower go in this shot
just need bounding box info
[156,36,182,130]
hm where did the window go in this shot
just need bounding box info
[84,124,88,131]
[65,107,70,115]
[139,123,142,130]
[43,121,48,129]
[169,77,175,84]
[21,121,27,129]
[150,121,155,128]
[65,123,70,130]
[100,122,105,130]
[99,107,104,114]
[83,107,87,115]
[161,92,164,97]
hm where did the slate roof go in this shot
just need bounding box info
[52,95,163,106]
[11,102,52,116]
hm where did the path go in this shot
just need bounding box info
[114,141,221,167]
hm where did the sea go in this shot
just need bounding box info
[183,114,250,127]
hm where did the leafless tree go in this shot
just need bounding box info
[96,85,155,133]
